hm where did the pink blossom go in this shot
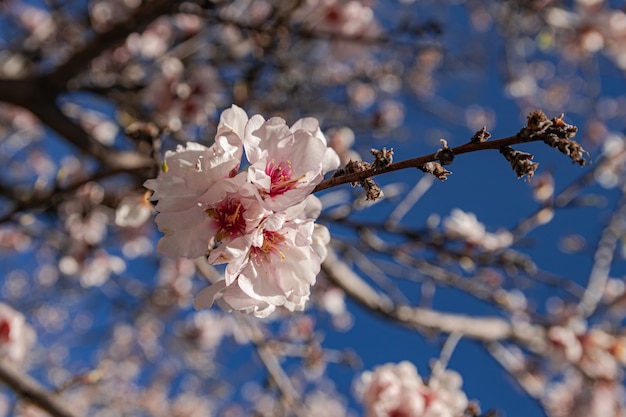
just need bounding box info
[0,303,36,364]
[358,361,468,417]
[144,136,245,258]
[246,116,340,211]
[195,197,328,318]
[147,106,337,317]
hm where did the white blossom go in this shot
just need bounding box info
[147,105,336,317]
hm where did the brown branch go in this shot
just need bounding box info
[315,111,583,193]
[0,361,81,417]
[0,79,153,172]
[315,133,535,193]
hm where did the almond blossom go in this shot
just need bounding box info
[145,105,339,317]
[195,195,331,318]
[246,116,340,211]
[357,361,468,417]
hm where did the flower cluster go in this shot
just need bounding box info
[145,105,340,318]
[357,361,468,417]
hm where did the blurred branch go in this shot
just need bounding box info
[0,166,144,224]
[0,361,81,417]
[322,247,548,351]
[45,0,183,87]
[577,180,626,317]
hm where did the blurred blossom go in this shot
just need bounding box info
[548,319,626,380]
[180,310,235,351]
[348,81,376,109]
[115,193,154,228]
[410,48,443,97]
[0,303,36,364]
[141,59,224,132]
[544,371,626,417]
[125,17,174,59]
[171,392,215,417]
[443,209,513,251]
[374,100,405,131]
[34,304,68,333]
[596,134,626,189]
[558,234,586,254]
[329,129,361,165]
[305,391,350,417]
[506,74,538,99]
[81,251,126,287]
[3,269,28,299]
[602,278,626,304]
[532,172,555,203]
[357,361,468,417]
[121,235,153,259]
[464,105,495,132]
[0,226,32,252]
[64,209,108,245]
[89,0,141,32]
[8,3,55,43]
[295,0,381,39]
[321,287,354,330]
[154,258,196,308]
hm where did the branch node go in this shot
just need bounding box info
[470,126,491,143]
[333,160,383,201]
[420,161,452,181]
[371,147,394,170]
[434,139,455,165]
[500,146,538,181]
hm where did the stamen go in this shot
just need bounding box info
[266,159,304,197]
[206,198,247,241]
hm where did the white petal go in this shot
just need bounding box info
[194,280,228,310]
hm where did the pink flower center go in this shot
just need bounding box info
[266,159,303,197]
[251,231,286,265]
[207,198,247,241]
[0,320,11,343]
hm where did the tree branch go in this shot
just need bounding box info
[315,111,583,193]
[0,361,81,417]
[322,247,548,352]
[45,0,182,88]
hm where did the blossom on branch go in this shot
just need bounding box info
[145,105,339,317]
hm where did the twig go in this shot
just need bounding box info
[0,361,81,417]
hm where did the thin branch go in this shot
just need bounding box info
[322,248,548,352]
[577,179,626,317]
[0,361,81,417]
[314,133,527,193]
[315,111,582,193]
